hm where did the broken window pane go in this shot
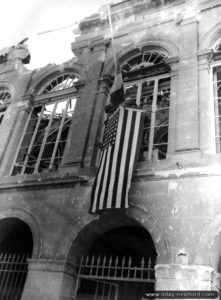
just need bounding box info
[214,67,221,153]
[12,96,77,175]
[122,50,170,161]
[125,84,138,106]
[121,51,167,73]
[141,81,154,107]
[39,73,79,95]
[0,89,11,104]
[125,75,170,161]
[11,71,78,175]
[153,78,170,159]
[218,85,221,99]
[0,88,11,124]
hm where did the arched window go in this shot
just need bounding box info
[0,87,11,124]
[37,73,78,94]
[12,72,79,175]
[122,50,170,160]
[121,51,167,73]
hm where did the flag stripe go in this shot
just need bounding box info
[91,150,104,211]
[91,150,106,212]
[106,109,125,209]
[96,149,109,211]
[116,109,132,208]
[124,110,142,208]
[129,111,143,175]
[103,142,116,209]
[111,109,128,208]
[120,111,136,208]
[99,147,112,210]
[92,108,120,211]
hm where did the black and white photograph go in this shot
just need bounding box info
[0,0,220,299]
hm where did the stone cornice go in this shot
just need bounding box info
[0,173,90,191]
[72,36,108,56]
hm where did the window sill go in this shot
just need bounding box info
[0,170,89,190]
[135,153,221,178]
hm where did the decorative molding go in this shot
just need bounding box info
[104,39,179,76]
[27,64,85,98]
[63,208,171,264]
[72,36,109,57]
[0,206,42,257]
[199,21,221,51]
[209,49,221,63]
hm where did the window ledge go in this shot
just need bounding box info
[135,153,221,178]
[0,170,90,190]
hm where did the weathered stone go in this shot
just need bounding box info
[0,0,220,299]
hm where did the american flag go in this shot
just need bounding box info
[91,106,144,212]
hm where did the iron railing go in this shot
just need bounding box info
[76,255,155,283]
[0,253,29,300]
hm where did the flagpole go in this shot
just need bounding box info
[107,4,117,67]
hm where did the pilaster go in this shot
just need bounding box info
[22,258,75,300]
[167,57,179,155]
[198,51,215,155]
[62,38,108,170]
[176,17,199,153]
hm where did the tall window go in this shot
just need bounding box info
[12,73,79,175]
[213,67,221,152]
[121,50,170,160]
[211,40,221,153]
[0,87,11,124]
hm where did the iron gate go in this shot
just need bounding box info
[0,253,29,300]
[74,277,119,300]
[73,255,155,300]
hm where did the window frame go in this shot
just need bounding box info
[10,77,79,176]
[124,72,171,160]
[211,61,221,153]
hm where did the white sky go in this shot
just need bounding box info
[0,0,120,69]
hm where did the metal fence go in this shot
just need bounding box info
[76,255,155,282]
[0,253,29,300]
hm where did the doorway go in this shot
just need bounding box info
[73,225,157,300]
[0,217,33,299]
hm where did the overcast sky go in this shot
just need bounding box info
[0,0,120,69]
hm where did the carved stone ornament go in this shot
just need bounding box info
[209,48,221,63]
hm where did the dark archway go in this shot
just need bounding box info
[0,218,33,299]
[89,225,156,262]
[0,217,33,254]
[75,225,157,300]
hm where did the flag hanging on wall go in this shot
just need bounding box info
[91,107,144,212]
